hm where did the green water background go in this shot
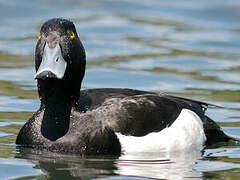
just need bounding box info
[1,0,240,179]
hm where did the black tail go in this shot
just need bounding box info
[204,116,235,145]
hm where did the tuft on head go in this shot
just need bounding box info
[40,18,77,36]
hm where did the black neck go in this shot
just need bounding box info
[41,100,72,141]
[38,79,78,141]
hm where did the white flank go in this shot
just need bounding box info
[116,109,206,153]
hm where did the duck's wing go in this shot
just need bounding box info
[77,88,154,112]
[78,89,190,136]
[78,88,224,111]
[77,88,212,135]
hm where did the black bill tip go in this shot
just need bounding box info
[35,71,57,80]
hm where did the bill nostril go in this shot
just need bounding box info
[56,57,59,62]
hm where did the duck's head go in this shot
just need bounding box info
[35,18,86,104]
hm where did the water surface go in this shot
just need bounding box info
[1,0,240,179]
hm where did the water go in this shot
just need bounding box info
[1,0,240,179]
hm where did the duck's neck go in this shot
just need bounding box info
[40,100,72,141]
[37,77,81,141]
[39,80,79,141]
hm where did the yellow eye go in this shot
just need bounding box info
[69,32,75,39]
[38,33,41,40]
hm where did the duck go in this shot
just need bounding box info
[16,18,234,155]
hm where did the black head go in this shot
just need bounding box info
[35,18,86,104]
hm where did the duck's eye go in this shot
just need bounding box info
[38,33,41,40]
[69,32,75,39]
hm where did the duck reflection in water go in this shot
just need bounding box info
[16,147,205,179]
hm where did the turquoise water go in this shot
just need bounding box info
[1,0,240,179]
